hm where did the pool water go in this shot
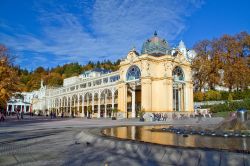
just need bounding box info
[102,125,250,151]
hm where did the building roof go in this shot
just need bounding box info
[83,68,111,74]
[141,31,170,56]
[7,100,30,105]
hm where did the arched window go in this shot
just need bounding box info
[126,65,141,81]
[172,66,184,81]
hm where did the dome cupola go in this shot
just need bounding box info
[141,31,170,56]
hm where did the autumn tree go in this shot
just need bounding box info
[63,63,82,78]
[218,33,250,91]
[0,45,20,108]
[192,32,250,92]
[44,72,63,87]
[192,40,221,91]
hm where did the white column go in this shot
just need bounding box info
[47,100,49,113]
[69,97,72,116]
[73,97,76,116]
[87,96,89,117]
[24,104,26,113]
[48,100,50,113]
[61,99,62,113]
[178,87,181,112]
[6,104,9,112]
[50,99,52,113]
[131,126,135,139]
[56,99,58,115]
[111,128,114,137]
[92,93,94,116]
[65,98,67,115]
[112,91,115,109]
[12,104,14,112]
[77,94,80,116]
[82,94,85,117]
[184,84,188,111]
[50,99,52,112]
[98,92,101,118]
[132,90,136,118]
[104,94,107,118]
[60,98,62,114]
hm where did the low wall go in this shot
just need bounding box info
[194,100,243,106]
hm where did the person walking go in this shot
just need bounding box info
[196,112,202,123]
[53,112,56,119]
[17,110,20,120]
[21,111,24,120]
[0,112,4,122]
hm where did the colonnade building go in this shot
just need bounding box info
[47,33,195,119]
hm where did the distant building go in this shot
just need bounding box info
[6,98,31,113]
[6,80,49,115]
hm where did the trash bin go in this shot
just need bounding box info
[236,109,248,122]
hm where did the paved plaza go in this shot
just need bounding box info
[0,116,249,166]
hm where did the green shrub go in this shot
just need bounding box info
[228,93,233,102]
[200,105,210,109]
[232,90,250,100]
[210,103,229,113]
[137,107,145,118]
[209,99,250,113]
[232,91,244,100]
[204,90,221,101]
[229,101,242,112]
[241,90,250,99]
[194,92,204,102]
[194,90,250,102]
[111,108,118,117]
[242,99,250,110]
[220,91,229,100]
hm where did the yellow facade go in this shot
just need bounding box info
[117,47,194,117]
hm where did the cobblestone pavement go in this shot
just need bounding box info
[0,117,249,166]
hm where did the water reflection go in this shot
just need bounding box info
[102,125,250,151]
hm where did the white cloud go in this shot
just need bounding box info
[0,0,204,69]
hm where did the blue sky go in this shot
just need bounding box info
[0,0,249,70]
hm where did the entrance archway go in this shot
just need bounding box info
[172,66,185,112]
[100,89,112,118]
[126,65,142,118]
[84,92,92,117]
[126,84,141,118]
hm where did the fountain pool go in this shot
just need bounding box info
[102,125,250,152]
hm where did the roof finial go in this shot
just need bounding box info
[130,45,136,52]
[132,45,136,51]
[154,31,157,36]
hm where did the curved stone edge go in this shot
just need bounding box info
[75,127,250,165]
